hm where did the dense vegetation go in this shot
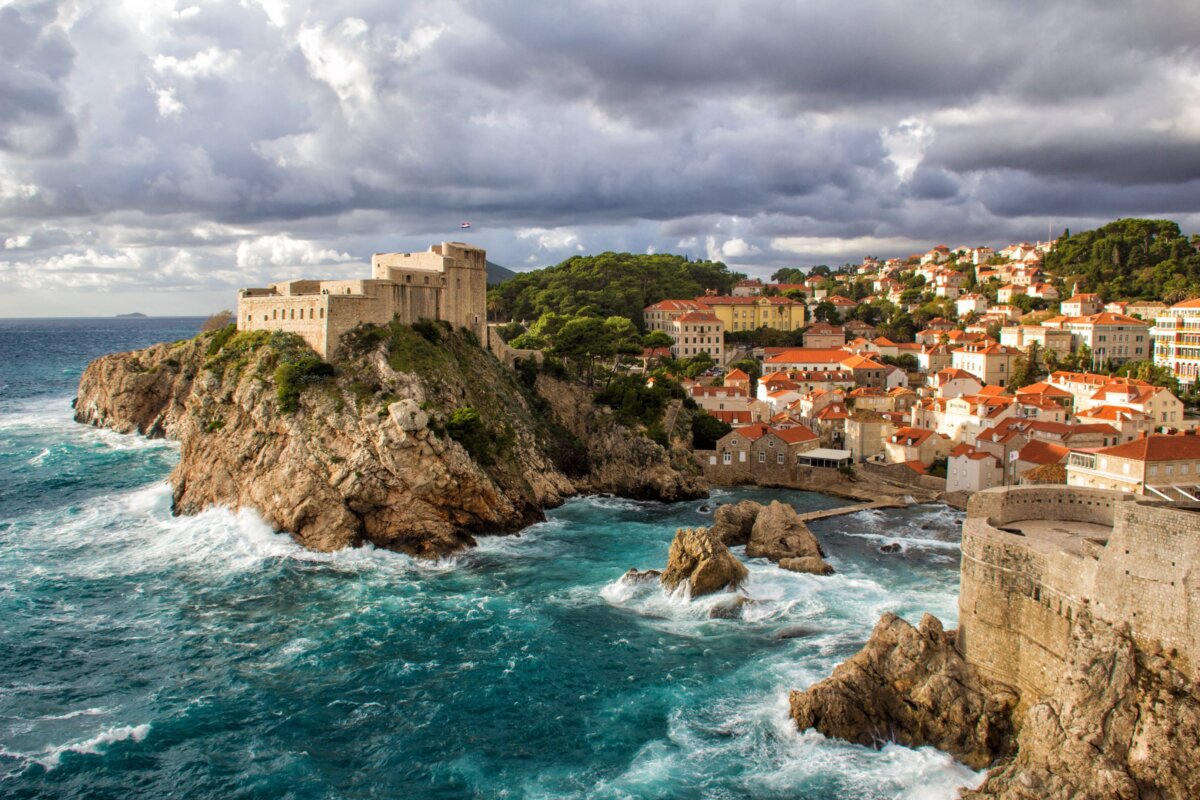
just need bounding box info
[487,252,744,327]
[1042,218,1200,301]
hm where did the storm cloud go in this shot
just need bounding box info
[1,0,1198,313]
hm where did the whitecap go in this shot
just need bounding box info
[35,722,152,770]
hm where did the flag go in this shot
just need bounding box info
[460,221,471,229]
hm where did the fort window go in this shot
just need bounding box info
[273,310,277,320]
[319,309,325,319]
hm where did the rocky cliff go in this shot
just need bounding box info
[75,322,705,556]
[790,611,1200,799]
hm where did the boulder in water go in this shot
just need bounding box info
[748,501,831,570]
[788,612,1017,770]
[879,542,902,554]
[709,500,763,547]
[660,526,748,598]
[621,568,662,583]
[779,556,835,575]
[707,595,755,619]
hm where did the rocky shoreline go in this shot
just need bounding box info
[790,610,1200,799]
[74,323,706,557]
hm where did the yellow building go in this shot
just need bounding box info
[695,295,806,333]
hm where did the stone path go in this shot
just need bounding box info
[795,498,909,523]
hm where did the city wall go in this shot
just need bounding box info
[958,486,1200,710]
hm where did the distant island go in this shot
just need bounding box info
[115,312,148,318]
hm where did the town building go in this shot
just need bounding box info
[999,325,1074,357]
[802,322,846,348]
[1060,293,1103,317]
[693,295,806,333]
[951,342,1022,386]
[666,311,724,361]
[1151,298,1200,386]
[1066,433,1200,499]
[1050,312,1150,365]
[237,241,488,359]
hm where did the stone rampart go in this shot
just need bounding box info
[958,486,1200,710]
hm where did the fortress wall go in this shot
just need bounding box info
[966,484,1130,527]
[958,521,1096,707]
[237,294,332,357]
[959,487,1200,709]
[1093,501,1200,671]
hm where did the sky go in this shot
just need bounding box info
[2,0,1200,316]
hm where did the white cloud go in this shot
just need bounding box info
[234,235,356,269]
[772,235,926,257]
[882,117,935,181]
[154,86,184,118]
[153,48,239,79]
[517,227,583,251]
[5,235,31,249]
[395,24,447,62]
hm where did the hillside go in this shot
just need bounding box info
[1041,218,1200,301]
[486,260,517,285]
[74,322,705,556]
[487,252,744,326]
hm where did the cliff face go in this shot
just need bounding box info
[75,323,705,556]
[790,611,1200,800]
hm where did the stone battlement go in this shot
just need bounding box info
[236,242,487,359]
[959,485,1200,708]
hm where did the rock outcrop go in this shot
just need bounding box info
[789,613,1018,770]
[709,499,834,575]
[790,610,1200,798]
[963,615,1200,800]
[709,500,762,547]
[75,323,705,556]
[748,501,833,575]
[660,526,748,598]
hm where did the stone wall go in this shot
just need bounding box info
[958,486,1200,710]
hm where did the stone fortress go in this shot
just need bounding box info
[237,242,488,359]
[959,485,1200,709]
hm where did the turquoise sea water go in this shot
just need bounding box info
[0,318,982,799]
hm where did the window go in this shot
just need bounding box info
[777,453,785,464]
[723,452,732,465]
[758,452,766,463]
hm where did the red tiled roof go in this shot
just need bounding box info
[675,311,721,323]
[1091,434,1200,462]
[724,368,750,381]
[1019,439,1070,465]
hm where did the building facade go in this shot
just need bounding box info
[237,242,488,359]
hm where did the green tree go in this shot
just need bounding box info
[1114,360,1181,395]
[813,300,838,323]
[691,412,733,449]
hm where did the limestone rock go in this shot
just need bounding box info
[620,568,662,584]
[748,500,833,573]
[962,615,1200,800]
[710,500,763,547]
[388,399,428,432]
[707,595,755,619]
[75,326,705,558]
[778,556,835,575]
[788,612,1018,770]
[660,526,749,598]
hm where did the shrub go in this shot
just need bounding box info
[205,324,237,356]
[445,406,494,465]
[200,310,233,332]
[412,318,445,343]
[342,324,388,353]
[275,355,335,413]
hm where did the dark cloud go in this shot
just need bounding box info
[0,0,1199,314]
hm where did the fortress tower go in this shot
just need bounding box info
[236,242,488,359]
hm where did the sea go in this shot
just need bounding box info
[0,317,983,799]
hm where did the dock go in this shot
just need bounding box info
[795,498,908,523]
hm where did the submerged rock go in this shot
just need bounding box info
[620,568,662,584]
[660,526,748,598]
[879,542,902,554]
[788,612,1017,770]
[707,595,755,620]
[774,625,820,640]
